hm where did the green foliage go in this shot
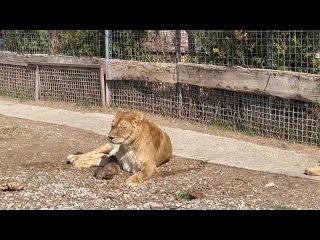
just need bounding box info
[272,31,320,73]
[75,99,95,107]
[0,126,18,141]
[2,30,104,57]
[176,191,195,201]
[189,30,267,67]
[0,90,33,100]
[3,30,49,54]
[273,205,295,210]
[50,30,103,56]
[187,30,320,74]
[111,30,150,61]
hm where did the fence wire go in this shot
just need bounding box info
[109,80,320,145]
[1,30,320,73]
[108,30,320,74]
[0,62,102,106]
[0,63,35,99]
[39,67,101,106]
[0,30,105,57]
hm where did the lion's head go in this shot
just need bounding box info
[108,111,144,145]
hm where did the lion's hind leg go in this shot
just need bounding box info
[305,166,320,176]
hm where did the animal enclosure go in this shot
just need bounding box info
[1,30,320,146]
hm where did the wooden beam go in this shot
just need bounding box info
[177,63,320,103]
[106,59,177,84]
[26,61,101,68]
[0,60,27,67]
[0,51,105,68]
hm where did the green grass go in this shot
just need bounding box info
[0,90,33,100]
[176,191,195,201]
[273,205,295,210]
[210,120,236,132]
[75,99,95,107]
[0,126,18,140]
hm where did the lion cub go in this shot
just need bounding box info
[67,111,173,187]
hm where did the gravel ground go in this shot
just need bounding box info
[1,115,320,210]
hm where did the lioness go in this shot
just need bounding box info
[67,111,173,187]
[305,166,320,176]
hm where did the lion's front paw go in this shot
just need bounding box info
[125,174,144,187]
[72,160,94,168]
[66,154,89,168]
[66,154,78,164]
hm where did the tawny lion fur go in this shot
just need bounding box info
[305,166,320,176]
[67,111,173,187]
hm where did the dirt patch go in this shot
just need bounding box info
[1,115,320,210]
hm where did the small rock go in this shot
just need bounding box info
[127,205,139,210]
[264,182,275,188]
[123,194,130,198]
[0,182,25,191]
[143,202,161,209]
[194,190,205,198]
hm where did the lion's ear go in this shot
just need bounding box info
[133,112,144,124]
[115,111,124,119]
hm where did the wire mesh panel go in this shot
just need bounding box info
[1,30,320,74]
[272,30,320,74]
[0,30,105,57]
[109,80,180,117]
[109,80,320,146]
[180,30,320,74]
[183,30,271,68]
[0,30,49,54]
[108,30,320,74]
[48,30,105,57]
[110,30,185,62]
[39,66,101,106]
[0,63,35,99]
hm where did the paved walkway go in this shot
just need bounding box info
[0,100,319,180]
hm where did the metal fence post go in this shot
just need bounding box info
[0,30,4,51]
[47,31,51,55]
[105,30,111,60]
[175,30,182,118]
[186,30,195,58]
[104,30,111,107]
